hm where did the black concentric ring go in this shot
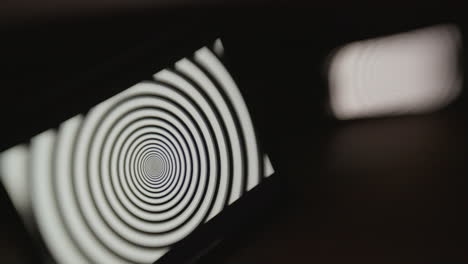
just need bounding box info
[17,42,266,264]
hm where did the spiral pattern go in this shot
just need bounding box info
[0,40,274,264]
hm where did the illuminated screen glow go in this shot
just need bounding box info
[0,39,274,264]
[329,24,462,120]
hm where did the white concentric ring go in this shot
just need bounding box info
[0,40,268,264]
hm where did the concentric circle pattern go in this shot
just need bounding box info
[0,40,274,264]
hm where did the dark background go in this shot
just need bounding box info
[1,1,468,263]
